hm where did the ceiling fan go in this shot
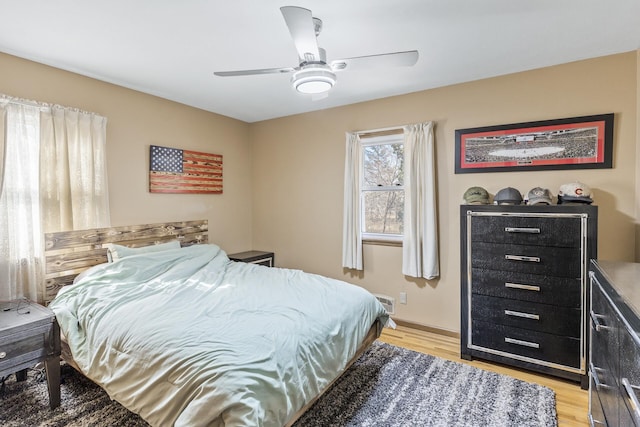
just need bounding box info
[213,6,419,95]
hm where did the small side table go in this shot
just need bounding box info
[0,300,61,409]
[228,250,275,267]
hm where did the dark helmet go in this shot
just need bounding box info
[494,187,522,205]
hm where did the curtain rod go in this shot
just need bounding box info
[0,93,100,116]
[352,120,432,136]
[0,95,48,110]
[353,124,404,135]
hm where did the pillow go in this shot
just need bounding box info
[73,266,95,284]
[105,240,181,262]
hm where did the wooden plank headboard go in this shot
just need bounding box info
[43,219,208,305]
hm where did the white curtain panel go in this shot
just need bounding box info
[342,132,363,270]
[402,122,439,279]
[0,96,110,302]
[0,105,6,196]
[0,102,44,301]
[40,107,110,232]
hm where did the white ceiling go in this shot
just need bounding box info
[1,1,639,123]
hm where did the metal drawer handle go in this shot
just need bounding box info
[622,378,640,423]
[505,282,541,292]
[590,363,610,390]
[505,309,540,320]
[588,414,606,426]
[504,337,540,349]
[505,227,541,234]
[0,351,5,359]
[590,311,610,332]
[505,254,541,263]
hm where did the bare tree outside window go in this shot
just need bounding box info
[362,141,404,237]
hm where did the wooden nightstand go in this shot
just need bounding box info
[228,250,275,267]
[0,300,61,409]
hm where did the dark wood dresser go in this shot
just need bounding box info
[589,260,640,426]
[460,204,598,388]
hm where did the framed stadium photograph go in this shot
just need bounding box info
[454,113,614,174]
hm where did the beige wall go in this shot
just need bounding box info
[251,52,638,333]
[0,52,254,255]
[1,51,638,333]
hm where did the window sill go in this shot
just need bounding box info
[363,238,402,247]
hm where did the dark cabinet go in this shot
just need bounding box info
[461,205,598,388]
[590,260,640,426]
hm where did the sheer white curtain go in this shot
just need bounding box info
[342,132,363,269]
[402,122,439,279]
[0,95,110,302]
[0,101,43,301]
[0,106,6,196]
[40,107,110,231]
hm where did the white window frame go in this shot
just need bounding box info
[360,134,404,244]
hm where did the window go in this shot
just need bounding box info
[360,134,404,242]
[343,122,438,278]
[0,96,110,302]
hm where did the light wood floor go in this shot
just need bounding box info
[378,324,589,427]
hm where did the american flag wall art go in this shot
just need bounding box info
[149,145,223,194]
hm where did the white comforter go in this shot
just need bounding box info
[50,244,388,426]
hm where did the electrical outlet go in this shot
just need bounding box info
[399,292,407,304]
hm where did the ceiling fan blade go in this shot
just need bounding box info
[330,50,419,72]
[280,6,320,62]
[214,66,296,77]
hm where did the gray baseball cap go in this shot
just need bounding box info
[494,187,523,205]
[526,187,553,205]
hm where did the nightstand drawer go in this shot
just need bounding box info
[0,323,56,376]
[0,300,61,409]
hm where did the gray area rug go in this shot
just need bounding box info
[0,342,557,426]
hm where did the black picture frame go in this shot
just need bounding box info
[454,113,614,174]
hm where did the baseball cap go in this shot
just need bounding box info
[463,186,490,205]
[525,187,553,205]
[558,182,593,204]
[494,187,523,205]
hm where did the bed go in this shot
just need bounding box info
[43,220,388,426]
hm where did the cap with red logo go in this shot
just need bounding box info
[557,182,593,204]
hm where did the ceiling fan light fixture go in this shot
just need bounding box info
[291,66,336,94]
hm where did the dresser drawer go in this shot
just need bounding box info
[589,364,616,426]
[470,215,582,247]
[591,281,620,379]
[619,325,640,425]
[472,320,580,368]
[471,268,581,307]
[471,294,580,337]
[471,242,581,278]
